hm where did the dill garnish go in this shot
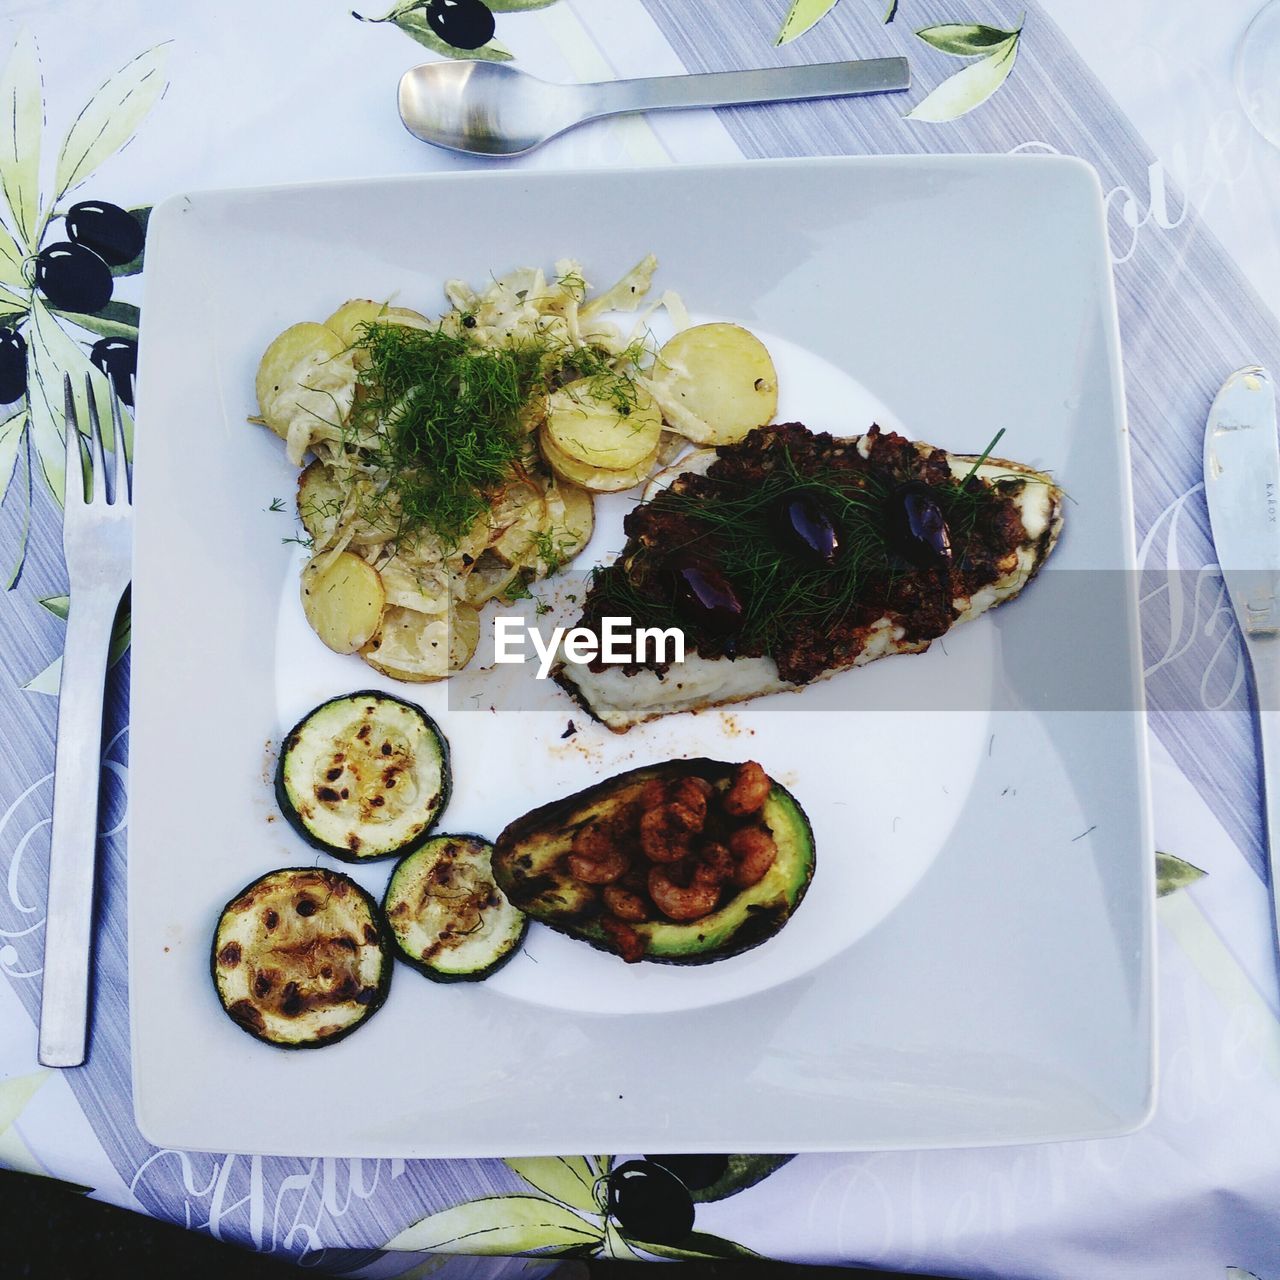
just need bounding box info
[590,434,1013,653]
[349,323,547,545]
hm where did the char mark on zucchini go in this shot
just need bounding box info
[211,866,392,1049]
[275,690,450,861]
[383,834,527,982]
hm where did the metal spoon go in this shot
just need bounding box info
[398,58,911,157]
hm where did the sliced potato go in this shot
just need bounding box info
[255,322,358,465]
[381,305,434,330]
[542,479,594,563]
[361,603,480,682]
[378,556,451,614]
[493,494,548,565]
[545,380,662,471]
[297,463,398,548]
[646,322,777,446]
[301,551,386,655]
[462,550,524,606]
[324,299,388,348]
[539,427,659,493]
[297,460,345,546]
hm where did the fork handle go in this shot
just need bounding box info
[38,590,121,1068]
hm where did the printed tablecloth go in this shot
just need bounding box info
[2,1,1280,1276]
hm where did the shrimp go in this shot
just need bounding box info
[603,884,649,922]
[670,776,711,825]
[599,915,646,963]
[723,761,771,817]
[648,866,720,922]
[693,841,734,887]
[638,778,669,807]
[639,807,693,863]
[568,847,629,884]
[568,819,630,884]
[729,825,777,888]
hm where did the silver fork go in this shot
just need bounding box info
[38,373,133,1068]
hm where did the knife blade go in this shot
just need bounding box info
[1204,365,1280,963]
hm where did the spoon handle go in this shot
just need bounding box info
[589,58,910,119]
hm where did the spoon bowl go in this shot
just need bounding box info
[398,57,911,158]
[399,62,585,157]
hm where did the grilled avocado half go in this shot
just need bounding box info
[492,759,815,965]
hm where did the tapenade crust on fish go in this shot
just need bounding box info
[555,423,1064,731]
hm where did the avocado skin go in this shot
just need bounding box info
[492,759,815,965]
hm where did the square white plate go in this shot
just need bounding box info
[130,156,1153,1157]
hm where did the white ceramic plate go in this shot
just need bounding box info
[130,156,1153,1157]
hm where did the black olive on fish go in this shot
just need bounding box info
[886,480,952,566]
[668,555,743,635]
[776,494,839,566]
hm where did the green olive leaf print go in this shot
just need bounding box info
[0,404,25,508]
[884,0,900,19]
[23,590,130,693]
[384,1194,604,1254]
[621,1229,763,1261]
[603,1220,645,1261]
[502,1156,601,1212]
[916,22,1019,55]
[0,1070,49,1136]
[776,0,843,45]
[0,29,42,246]
[53,45,170,204]
[906,27,1020,122]
[51,300,141,343]
[25,296,130,503]
[690,1154,793,1203]
[1225,1271,1263,1280]
[0,220,25,292]
[1157,851,1207,897]
[488,0,561,9]
[355,3,514,61]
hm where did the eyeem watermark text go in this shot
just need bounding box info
[493,615,685,679]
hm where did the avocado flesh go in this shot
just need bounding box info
[492,760,815,965]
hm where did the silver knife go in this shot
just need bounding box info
[1204,365,1280,958]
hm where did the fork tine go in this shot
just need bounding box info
[63,374,83,506]
[82,374,107,504]
[109,379,130,504]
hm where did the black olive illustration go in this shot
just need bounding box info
[776,495,839,566]
[0,328,26,404]
[668,555,744,636]
[606,1160,695,1244]
[65,201,144,268]
[89,337,138,405]
[425,0,496,49]
[886,480,952,567]
[644,1154,730,1191]
[34,242,113,314]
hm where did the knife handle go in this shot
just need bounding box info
[1248,641,1280,958]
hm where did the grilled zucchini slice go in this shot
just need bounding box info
[212,867,392,1048]
[275,691,450,861]
[383,834,527,982]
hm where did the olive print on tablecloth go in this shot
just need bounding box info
[383,1153,792,1260]
[353,0,562,62]
[0,31,166,681]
